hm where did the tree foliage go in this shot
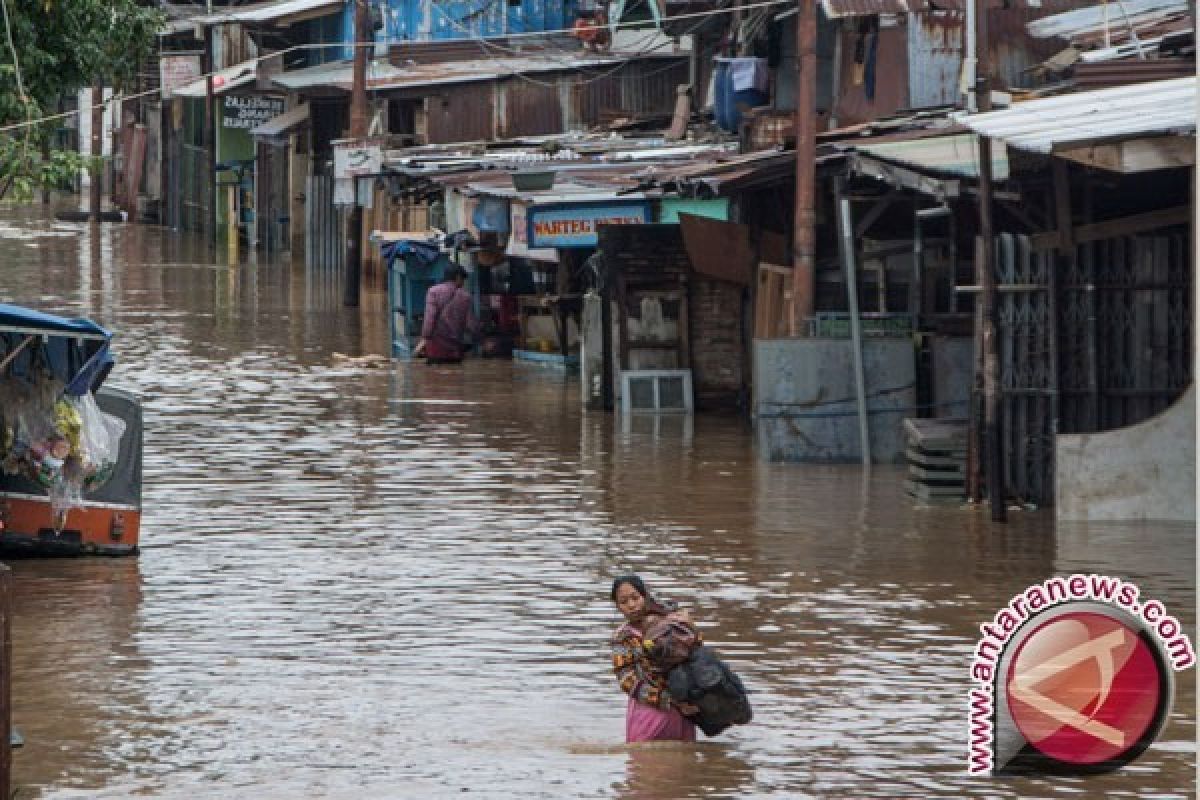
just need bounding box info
[0,0,164,201]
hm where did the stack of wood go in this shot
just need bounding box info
[903,418,968,502]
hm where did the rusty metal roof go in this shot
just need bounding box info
[955,76,1196,152]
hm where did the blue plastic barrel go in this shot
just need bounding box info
[713,58,769,133]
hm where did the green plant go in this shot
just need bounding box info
[0,0,164,201]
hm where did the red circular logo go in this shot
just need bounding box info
[1005,611,1166,766]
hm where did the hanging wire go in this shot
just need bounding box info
[0,0,790,135]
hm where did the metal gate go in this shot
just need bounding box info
[992,228,1192,506]
[1059,231,1192,433]
[994,234,1056,506]
[304,173,345,275]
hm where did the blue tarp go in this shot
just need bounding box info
[382,238,442,269]
[0,304,115,395]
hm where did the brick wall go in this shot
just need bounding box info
[690,276,746,410]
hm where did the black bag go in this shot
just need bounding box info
[666,645,753,737]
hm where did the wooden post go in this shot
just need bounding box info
[343,0,370,308]
[974,0,1006,521]
[0,565,11,800]
[227,183,239,265]
[89,80,104,221]
[790,0,818,336]
[204,26,217,250]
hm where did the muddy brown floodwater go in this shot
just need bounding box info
[0,208,1193,798]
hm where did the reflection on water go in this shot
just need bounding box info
[0,207,1194,798]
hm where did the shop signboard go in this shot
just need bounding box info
[160,53,202,99]
[507,201,558,262]
[333,138,384,179]
[527,201,651,249]
[222,95,285,129]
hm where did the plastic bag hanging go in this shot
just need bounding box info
[67,392,126,492]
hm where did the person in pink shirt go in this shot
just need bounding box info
[611,575,699,743]
[414,266,478,364]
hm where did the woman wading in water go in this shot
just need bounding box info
[611,575,699,742]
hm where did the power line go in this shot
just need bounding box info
[0,0,790,135]
[159,0,788,46]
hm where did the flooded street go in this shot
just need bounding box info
[0,207,1194,798]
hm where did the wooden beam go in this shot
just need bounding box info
[1057,136,1195,174]
[1030,205,1191,251]
[853,194,898,238]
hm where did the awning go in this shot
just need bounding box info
[250,103,310,136]
[856,133,1009,180]
[172,63,256,98]
[0,303,114,395]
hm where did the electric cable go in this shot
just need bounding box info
[0,0,790,135]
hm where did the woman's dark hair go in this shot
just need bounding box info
[443,265,467,282]
[611,574,647,603]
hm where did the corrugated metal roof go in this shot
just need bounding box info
[161,0,342,34]
[272,60,407,91]
[369,54,631,91]
[271,53,674,94]
[820,0,1071,18]
[856,132,1010,178]
[821,0,932,18]
[228,0,343,24]
[1026,0,1188,39]
[955,76,1196,152]
[172,62,257,97]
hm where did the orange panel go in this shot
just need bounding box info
[0,495,141,555]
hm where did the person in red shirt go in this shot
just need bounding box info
[414,266,478,364]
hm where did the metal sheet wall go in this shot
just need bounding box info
[502,78,563,138]
[584,60,688,121]
[305,173,347,275]
[371,0,575,42]
[834,23,910,126]
[423,81,495,143]
[907,12,964,108]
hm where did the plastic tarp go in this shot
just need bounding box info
[0,303,114,395]
[382,238,442,269]
[0,386,141,507]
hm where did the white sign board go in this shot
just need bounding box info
[333,139,384,179]
[160,54,202,99]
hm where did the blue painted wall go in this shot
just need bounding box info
[337,0,577,50]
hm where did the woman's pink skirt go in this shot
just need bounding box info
[626,697,697,743]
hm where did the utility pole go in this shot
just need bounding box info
[973,1,1006,522]
[203,22,217,251]
[89,80,103,221]
[790,0,817,335]
[343,0,370,308]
